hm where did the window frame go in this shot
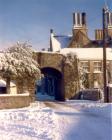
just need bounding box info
[93,61,102,73]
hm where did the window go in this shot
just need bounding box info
[80,61,89,72]
[94,61,102,72]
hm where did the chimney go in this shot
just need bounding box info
[50,29,53,51]
[50,29,53,34]
[95,29,103,40]
[73,12,86,29]
[72,12,88,36]
[82,12,86,25]
[105,10,112,38]
[106,12,112,26]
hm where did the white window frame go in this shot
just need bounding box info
[93,61,102,73]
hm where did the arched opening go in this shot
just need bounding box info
[36,67,64,101]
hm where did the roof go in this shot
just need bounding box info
[50,33,112,51]
[54,35,72,48]
[60,48,112,60]
[50,33,72,52]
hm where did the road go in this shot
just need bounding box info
[40,100,111,140]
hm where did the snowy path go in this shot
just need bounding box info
[0,101,111,140]
[44,101,111,140]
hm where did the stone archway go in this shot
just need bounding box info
[37,67,64,101]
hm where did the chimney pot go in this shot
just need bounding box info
[50,29,53,34]
[82,12,86,25]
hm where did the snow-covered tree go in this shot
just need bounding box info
[79,66,89,89]
[62,52,80,98]
[63,52,77,67]
[0,42,41,94]
[63,52,88,89]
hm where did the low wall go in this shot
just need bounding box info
[0,94,34,109]
[78,89,101,101]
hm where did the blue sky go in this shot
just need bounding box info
[0,0,112,50]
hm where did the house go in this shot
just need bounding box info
[49,8,112,90]
[0,8,111,102]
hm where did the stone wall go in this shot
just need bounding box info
[36,52,80,100]
[0,77,36,109]
[36,52,63,72]
[78,89,102,101]
[0,94,33,109]
[62,54,80,99]
[16,78,36,101]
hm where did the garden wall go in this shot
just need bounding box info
[0,94,34,109]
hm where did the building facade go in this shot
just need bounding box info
[49,9,112,92]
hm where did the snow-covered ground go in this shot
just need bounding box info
[0,100,111,140]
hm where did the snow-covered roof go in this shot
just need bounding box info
[51,34,61,52]
[51,33,71,52]
[0,79,16,87]
[60,48,112,60]
[54,35,72,48]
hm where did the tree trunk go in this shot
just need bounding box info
[6,77,11,94]
[23,79,28,93]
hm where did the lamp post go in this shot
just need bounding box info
[102,6,109,102]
